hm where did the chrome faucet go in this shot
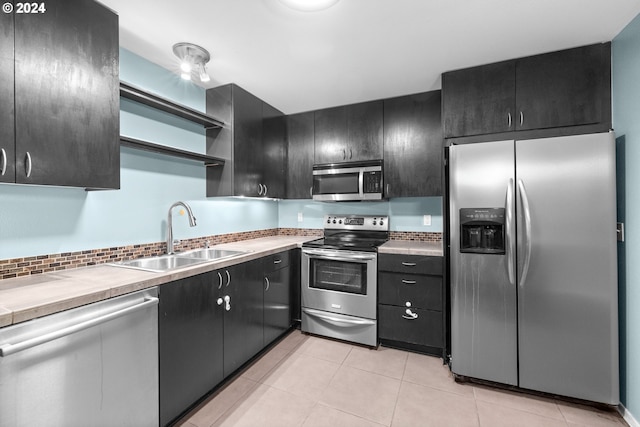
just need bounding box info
[167,201,197,254]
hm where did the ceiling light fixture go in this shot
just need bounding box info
[278,0,340,12]
[172,42,211,83]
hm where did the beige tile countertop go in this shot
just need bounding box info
[0,236,315,327]
[379,240,444,257]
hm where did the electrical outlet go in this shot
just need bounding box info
[298,212,303,222]
[423,215,432,226]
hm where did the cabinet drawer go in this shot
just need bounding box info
[378,304,443,348]
[263,250,290,271]
[378,272,442,310]
[378,254,442,275]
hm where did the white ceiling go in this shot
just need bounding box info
[99,0,640,115]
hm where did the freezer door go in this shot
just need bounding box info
[449,140,518,385]
[516,133,619,404]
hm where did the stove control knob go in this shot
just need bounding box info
[333,219,337,224]
[327,218,331,224]
[339,219,343,224]
[380,220,384,226]
[373,220,377,225]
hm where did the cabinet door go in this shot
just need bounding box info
[14,0,119,188]
[347,100,383,161]
[314,106,347,164]
[264,264,292,346]
[0,6,14,183]
[378,305,443,348]
[516,43,611,131]
[286,112,314,199]
[384,91,443,197]
[159,272,223,427]
[442,60,515,138]
[223,261,264,377]
[233,86,263,197]
[262,102,286,198]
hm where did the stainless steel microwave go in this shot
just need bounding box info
[312,160,384,201]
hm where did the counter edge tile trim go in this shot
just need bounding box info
[1,229,441,281]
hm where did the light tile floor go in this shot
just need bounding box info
[178,330,627,427]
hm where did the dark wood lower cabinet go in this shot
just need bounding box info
[223,260,264,378]
[378,253,444,357]
[158,271,223,427]
[159,251,294,426]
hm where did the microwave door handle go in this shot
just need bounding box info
[358,169,364,197]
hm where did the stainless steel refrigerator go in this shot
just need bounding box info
[449,132,619,405]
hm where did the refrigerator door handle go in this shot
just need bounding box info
[518,179,533,287]
[505,178,515,286]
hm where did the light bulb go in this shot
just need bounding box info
[181,72,191,81]
[198,63,210,82]
[180,61,192,73]
[279,0,339,12]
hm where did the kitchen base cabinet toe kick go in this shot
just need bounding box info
[377,253,445,357]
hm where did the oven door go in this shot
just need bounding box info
[301,248,377,319]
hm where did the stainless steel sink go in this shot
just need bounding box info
[110,255,208,273]
[109,248,247,273]
[180,248,246,260]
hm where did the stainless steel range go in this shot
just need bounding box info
[301,214,389,347]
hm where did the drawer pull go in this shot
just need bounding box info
[402,308,418,320]
[273,259,282,264]
[401,262,417,267]
[401,279,417,285]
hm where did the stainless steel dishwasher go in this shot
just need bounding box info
[0,287,159,427]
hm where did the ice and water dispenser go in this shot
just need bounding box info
[459,208,505,254]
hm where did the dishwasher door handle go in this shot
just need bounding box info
[0,296,159,357]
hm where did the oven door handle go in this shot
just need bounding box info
[302,308,376,327]
[302,249,376,262]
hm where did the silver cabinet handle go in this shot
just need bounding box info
[25,151,32,178]
[401,279,417,285]
[386,183,390,195]
[309,186,313,198]
[263,184,268,196]
[264,277,270,291]
[520,111,524,126]
[0,296,159,357]
[217,297,223,306]
[225,270,231,287]
[518,179,533,288]
[224,295,231,311]
[342,148,346,160]
[402,262,416,267]
[0,148,6,176]
[402,308,418,320]
[349,148,353,159]
[258,183,264,196]
[273,259,282,264]
[508,112,512,128]
[217,272,223,290]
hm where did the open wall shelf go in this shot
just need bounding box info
[120,136,224,166]
[119,82,226,166]
[120,82,226,129]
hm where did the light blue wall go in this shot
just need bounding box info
[0,48,439,261]
[613,13,640,418]
[279,197,443,232]
[0,48,278,259]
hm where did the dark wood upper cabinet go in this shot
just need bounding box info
[286,112,314,199]
[384,91,443,197]
[206,84,285,198]
[314,100,383,164]
[0,5,15,184]
[13,0,119,188]
[515,43,611,131]
[442,61,515,138]
[262,102,286,199]
[442,43,611,139]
